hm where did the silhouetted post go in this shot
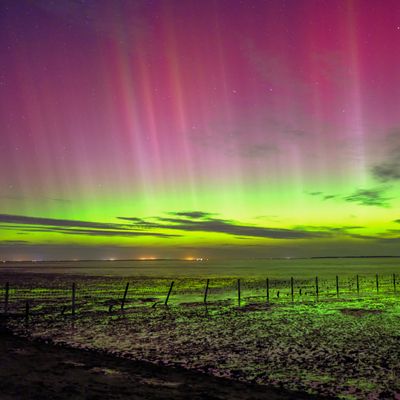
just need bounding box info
[356,275,360,296]
[290,277,294,302]
[336,275,339,298]
[121,282,129,310]
[165,281,174,306]
[237,279,241,307]
[266,278,270,303]
[25,300,29,323]
[315,276,319,299]
[4,282,9,314]
[203,279,210,304]
[376,274,379,293]
[394,273,397,293]
[72,282,76,316]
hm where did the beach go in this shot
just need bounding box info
[0,320,323,400]
[1,263,400,399]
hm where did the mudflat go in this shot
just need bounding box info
[0,324,324,400]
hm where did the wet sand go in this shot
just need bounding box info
[0,321,328,400]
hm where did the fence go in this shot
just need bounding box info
[1,273,398,318]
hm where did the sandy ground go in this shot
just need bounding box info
[2,272,400,398]
[0,321,327,400]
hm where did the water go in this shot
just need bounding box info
[1,257,400,278]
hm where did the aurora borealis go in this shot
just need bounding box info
[1,0,400,260]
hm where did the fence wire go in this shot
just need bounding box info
[0,273,398,316]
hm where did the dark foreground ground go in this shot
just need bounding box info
[0,323,329,400]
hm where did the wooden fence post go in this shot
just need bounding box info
[165,281,174,306]
[4,282,9,314]
[336,275,339,298]
[266,278,269,303]
[72,282,76,316]
[121,282,129,310]
[290,277,294,302]
[376,274,379,293]
[237,279,241,307]
[315,276,319,299]
[356,275,360,296]
[203,279,210,304]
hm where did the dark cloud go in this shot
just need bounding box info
[308,188,390,207]
[293,225,378,240]
[23,227,177,238]
[121,213,332,239]
[344,189,391,207]
[347,233,381,240]
[169,211,213,219]
[122,213,385,241]
[307,192,338,200]
[191,109,314,161]
[308,191,323,196]
[117,216,146,223]
[0,214,178,238]
[0,214,123,230]
[371,131,400,182]
[307,191,338,201]
[2,211,387,248]
[372,162,400,182]
[157,217,202,224]
[294,225,363,233]
[323,194,337,200]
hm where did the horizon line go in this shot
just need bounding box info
[2,255,400,263]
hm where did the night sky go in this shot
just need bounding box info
[1,0,400,260]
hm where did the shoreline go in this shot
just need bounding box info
[0,320,328,400]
